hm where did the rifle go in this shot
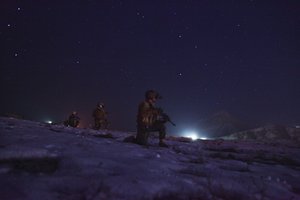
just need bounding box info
[157,108,176,126]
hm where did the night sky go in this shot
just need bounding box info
[1,0,299,135]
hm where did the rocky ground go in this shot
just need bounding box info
[1,117,300,200]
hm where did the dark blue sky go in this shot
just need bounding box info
[1,0,299,134]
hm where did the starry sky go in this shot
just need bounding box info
[1,0,299,135]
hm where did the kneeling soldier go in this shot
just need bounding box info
[136,90,168,147]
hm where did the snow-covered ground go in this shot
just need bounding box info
[1,117,300,200]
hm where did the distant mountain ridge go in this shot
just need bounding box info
[224,124,300,141]
[198,111,250,138]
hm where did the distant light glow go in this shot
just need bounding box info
[46,120,52,124]
[183,130,208,141]
[184,131,199,140]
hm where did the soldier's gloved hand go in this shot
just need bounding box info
[157,115,164,121]
[157,114,168,123]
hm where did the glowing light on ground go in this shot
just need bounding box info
[46,120,52,124]
[182,130,208,141]
[184,131,199,140]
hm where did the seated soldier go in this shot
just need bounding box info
[136,90,168,147]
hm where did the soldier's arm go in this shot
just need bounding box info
[139,102,158,117]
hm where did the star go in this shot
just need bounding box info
[7,24,11,27]
[17,7,21,11]
[136,11,145,18]
[14,53,18,57]
[76,60,80,64]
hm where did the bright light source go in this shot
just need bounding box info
[200,137,208,140]
[184,131,199,140]
[46,120,52,124]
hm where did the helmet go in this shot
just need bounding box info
[145,90,162,100]
[97,102,104,108]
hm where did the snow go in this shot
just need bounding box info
[0,117,300,199]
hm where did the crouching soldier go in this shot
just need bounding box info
[136,90,168,147]
[93,102,109,130]
[64,111,80,127]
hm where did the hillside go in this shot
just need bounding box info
[197,111,250,138]
[1,117,300,200]
[224,124,300,141]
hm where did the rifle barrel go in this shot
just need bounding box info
[169,120,176,126]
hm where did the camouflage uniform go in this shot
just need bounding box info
[66,112,80,127]
[136,90,167,146]
[93,104,108,129]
